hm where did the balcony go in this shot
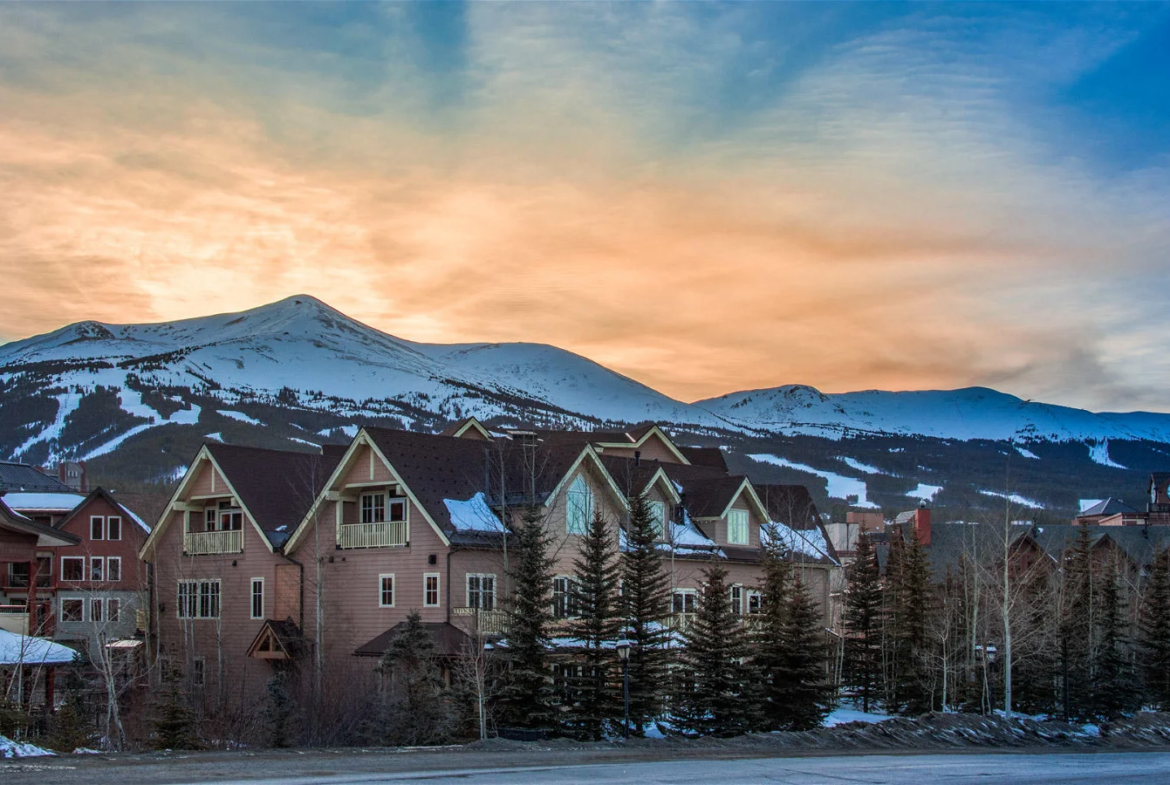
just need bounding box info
[337,521,407,550]
[452,607,508,635]
[0,605,29,635]
[184,529,244,555]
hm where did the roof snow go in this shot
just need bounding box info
[444,492,503,533]
[1,492,85,512]
[0,628,78,666]
[762,521,836,564]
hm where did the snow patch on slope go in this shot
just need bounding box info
[748,454,878,509]
[1087,440,1126,469]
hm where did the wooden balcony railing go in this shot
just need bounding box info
[337,521,407,549]
[184,529,244,555]
[452,607,509,635]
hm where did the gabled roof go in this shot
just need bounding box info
[754,483,838,564]
[440,417,492,440]
[1077,497,1137,518]
[0,498,80,547]
[0,461,74,493]
[247,619,306,661]
[355,621,470,658]
[679,475,757,519]
[599,456,680,503]
[53,487,151,534]
[678,446,728,472]
[1,491,86,514]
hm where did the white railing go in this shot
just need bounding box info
[184,529,244,555]
[0,606,29,635]
[337,521,408,549]
[452,607,509,635]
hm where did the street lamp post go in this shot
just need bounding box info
[616,639,632,740]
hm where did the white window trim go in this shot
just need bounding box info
[466,573,497,609]
[251,577,265,620]
[90,556,104,582]
[746,589,763,615]
[423,573,441,607]
[566,475,593,535]
[379,573,396,608]
[673,588,698,614]
[177,579,221,619]
[552,574,578,619]
[107,515,122,541]
[90,597,104,623]
[107,556,122,583]
[648,500,667,540]
[61,556,84,582]
[730,584,743,615]
[107,597,121,622]
[59,596,85,623]
[727,509,749,546]
[90,515,104,541]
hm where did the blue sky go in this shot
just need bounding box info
[1,2,1168,410]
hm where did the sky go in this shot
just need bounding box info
[2,2,1169,412]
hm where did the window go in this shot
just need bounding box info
[388,499,407,522]
[35,553,52,588]
[361,493,386,524]
[192,657,205,687]
[730,585,743,615]
[107,557,121,583]
[107,598,121,622]
[747,591,762,615]
[60,598,83,623]
[62,557,84,582]
[379,574,395,608]
[91,598,103,623]
[467,574,496,610]
[90,516,104,540]
[218,500,243,531]
[553,576,579,619]
[251,578,264,619]
[727,509,749,545]
[648,500,667,540]
[7,562,30,588]
[107,516,122,541]
[424,573,440,607]
[672,590,697,615]
[178,580,220,619]
[567,476,593,535]
[90,557,104,582]
[204,507,218,532]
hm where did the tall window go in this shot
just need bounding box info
[361,493,386,524]
[251,578,264,619]
[648,500,667,540]
[178,580,221,619]
[107,516,122,541]
[91,598,103,623]
[90,516,104,540]
[108,598,121,622]
[672,590,697,615]
[424,573,440,607]
[218,500,243,531]
[553,576,578,619]
[727,509,749,545]
[107,557,122,583]
[90,557,104,582]
[204,507,217,532]
[567,476,593,535]
[747,591,763,615]
[467,574,496,610]
[192,658,205,687]
[200,581,221,618]
[729,584,743,615]
[61,557,84,582]
[379,574,395,607]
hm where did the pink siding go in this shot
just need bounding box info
[187,460,227,498]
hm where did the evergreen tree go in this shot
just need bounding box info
[47,668,93,752]
[374,610,454,745]
[842,532,884,712]
[1091,561,1139,720]
[565,511,622,740]
[498,506,557,729]
[1060,524,1095,720]
[1140,548,1170,710]
[150,669,198,750]
[774,575,834,729]
[262,673,297,748]
[622,493,672,734]
[889,527,933,714]
[1011,570,1061,716]
[670,565,755,737]
[753,523,791,730]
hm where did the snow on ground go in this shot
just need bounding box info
[444,492,503,532]
[288,437,319,448]
[217,409,262,426]
[1087,440,1126,469]
[205,432,224,442]
[823,707,895,727]
[0,735,55,758]
[14,392,82,456]
[980,489,1044,509]
[840,457,884,475]
[169,403,201,425]
[1016,445,1040,460]
[82,421,156,460]
[748,454,878,508]
[908,484,943,502]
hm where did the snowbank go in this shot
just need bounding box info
[1,735,55,758]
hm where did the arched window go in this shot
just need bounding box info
[567,475,593,535]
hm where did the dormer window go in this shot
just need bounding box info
[567,476,593,535]
[361,492,406,524]
[727,509,749,545]
[648,500,667,540]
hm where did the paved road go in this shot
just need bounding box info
[197,752,1170,785]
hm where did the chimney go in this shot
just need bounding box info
[915,505,932,546]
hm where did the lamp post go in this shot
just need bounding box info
[616,639,632,740]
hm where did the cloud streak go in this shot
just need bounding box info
[1,3,1168,412]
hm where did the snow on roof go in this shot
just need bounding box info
[0,629,79,666]
[1,492,85,512]
[444,492,504,533]
[762,521,837,564]
[120,505,151,533]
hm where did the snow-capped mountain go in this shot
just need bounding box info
[2,295,1169,515]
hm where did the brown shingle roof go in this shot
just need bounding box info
[679,475,750,519]
[206,444,340,547]
[355,621,471,658]
[678,446,728,472]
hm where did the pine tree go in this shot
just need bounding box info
[1140,548,1170,710]
[1011,570,1061,716]
[670,565,755,737]
[774,575,834,730]
[374,610,453,745]
[622,493,672,734]
[843,532,884,713]
[151,669,198,750]
[1060,524,1095,720]
[565,511,622,740]
[753,523,791,730]
[262,673,297,748]
[889,527,933,714]
[498,506,557,729]
[1091,560,1139,720]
